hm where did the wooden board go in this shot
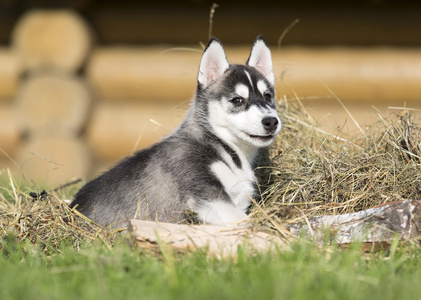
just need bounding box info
[87,46,421,104]
[86,102,187,160]
[276,47,421,103]
[86,47,200,101]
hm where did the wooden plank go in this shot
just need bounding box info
[86,102,187,160]
[86,47,200,101]
[277,47,421,104]
[86,46,421,104]
[289,200,421,249]
[129,200,421,255]
[129,220,284,258]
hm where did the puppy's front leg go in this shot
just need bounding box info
[192,200,250,227]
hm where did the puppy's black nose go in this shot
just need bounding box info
[262,117,279,133]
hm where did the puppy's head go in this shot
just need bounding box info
[197,36,281,148]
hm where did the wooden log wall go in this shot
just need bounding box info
[1,8,421,186]
[2,9,93,186]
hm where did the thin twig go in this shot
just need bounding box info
[247,194,292,239]
[318,80,366,137]
[278,18,300,48]
[50,178,82,193]
[208,3,219,40]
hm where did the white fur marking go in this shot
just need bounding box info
[208,100,237,146]
[211,160,255,212]
[235,83,249,99]
[257,80,268,95]
[244,70,254,88]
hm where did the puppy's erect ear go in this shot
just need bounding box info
[246,35,275,85]
[198,37,229,88]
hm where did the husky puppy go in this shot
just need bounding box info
[70,35,281,228]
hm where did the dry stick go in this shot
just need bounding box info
[288,84,316,123]
[1,148,35,187]
[50,178,82,193]
[318,80,366,137]
[300,210,315,236]
[7,168,18,203]
[278,18,300,47]
[158,47,202,55]
[283,115,349,143]
[336,174,375,213]
[0,147,21,171]
[67,222,96,239]
[208,3,219,40]
[247,194,292,239]
[281,88,351,143]
[28,178,83,199]
[389,106,421,112]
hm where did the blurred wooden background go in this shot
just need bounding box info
[0,1,420,186]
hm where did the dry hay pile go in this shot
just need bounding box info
[254,98,421,227]
[0,178,117,253]
[1,97,421,251]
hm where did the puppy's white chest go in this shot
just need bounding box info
[210,160,255,211]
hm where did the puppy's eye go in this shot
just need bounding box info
[230,97,244,107]
[264,92,272,102]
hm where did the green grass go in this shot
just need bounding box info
[1,235,421,300]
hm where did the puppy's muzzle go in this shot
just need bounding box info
[262,117,279,134]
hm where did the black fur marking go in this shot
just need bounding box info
[216,65,275,112]
[208,132,242,169]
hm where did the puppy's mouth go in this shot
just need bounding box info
[247,134,274,141]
